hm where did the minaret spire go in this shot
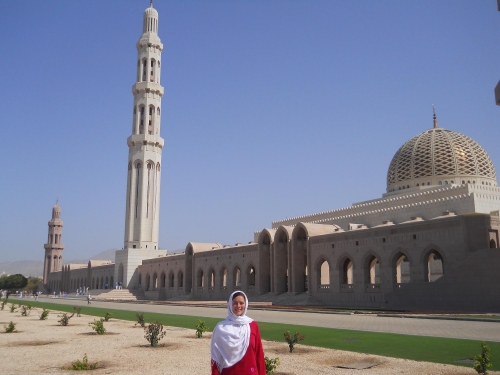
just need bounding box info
[43,202,64,285]
[432,105,438,128]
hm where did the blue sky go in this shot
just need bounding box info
[0,0,499,263]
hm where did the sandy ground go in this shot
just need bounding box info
[0,306,496,375]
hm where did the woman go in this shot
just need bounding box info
[211,291,266,375]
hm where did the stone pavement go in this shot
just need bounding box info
[17,296,500,342]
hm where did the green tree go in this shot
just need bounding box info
[0,274,28,290]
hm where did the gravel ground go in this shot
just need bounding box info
[0,307,496,375]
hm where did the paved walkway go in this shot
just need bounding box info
[17,296,500,342]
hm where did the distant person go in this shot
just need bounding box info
[210,291,265,375]
[87,294,91,305]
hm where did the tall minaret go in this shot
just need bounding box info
[124,3,164,251]
[43,202,64,284]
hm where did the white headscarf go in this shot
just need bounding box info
[211,291,253,372]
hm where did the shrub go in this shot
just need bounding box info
[68,354,98,371]
[195,320,208,338]
[284,331,305,353]
[136,312,145,327]
[39,308,50,320]
[144,320,166,347]
[89,318,106,335]
[264,356,280,374]
[104,312,113,322]
[20,304,33,316]
[9,304,17,313]
[4,321,16,333]
[474,342,493,375]
[73,306,82,317]
[58,312,75,326]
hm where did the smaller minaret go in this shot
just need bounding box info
[43,201,64,284]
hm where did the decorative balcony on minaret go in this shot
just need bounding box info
[115,3,167,288]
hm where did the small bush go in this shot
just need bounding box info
[58,312,75,326]
[20,304,33,316]
[265,356,280,374]
[9,304,17,313]
[4,321,16,333]
[73,306,82,317]
[103,312,113,322]
[68,354,98,371]
[195,320,208,338]
[136,312,145,327]
[39,308,50,320]
[144,320,166,347]
[89,318,106,335]
[284,331,305,353]
[474,342,493,375]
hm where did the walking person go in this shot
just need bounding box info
[210,291,265,375]
[87,293,91,305]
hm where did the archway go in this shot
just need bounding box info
[234,266,241,288]
[274,229,289,294]
[427,251,444,282]
[341,258,353,285]
[247,265,256,288]
[292,227,308,293]
[152,273,158,289]
[209,268,215,289]
[160,272,166,288]
[197,269,204,288]
[317,258,330,287]
[365,255,380,284]
[395,253,410,283]
[490,239,497,249]
[220,267,227,289]
[178,271,183,288]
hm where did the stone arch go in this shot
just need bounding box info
[424,248,445,282]
[338,254,354,285]
[316,256,330,287]
[177,270,183,288]
[273,226,292,294]
[105,277,109,288]
[208,268,215,289]
[110,276,113,288]
[145,273,151,290]
[291,224,308,293]
[138,273,142,287]
[391,250,411,284]
[219,266,227,288]
[233,265,241,288]
[152,273,158,289]
[362,251,382,285]
[257,229,274,294]
[160,271,166,288]
[247,264,256,288]
[168,271,174,288]
[490,239,497,248]
[185,243,194,293]
[197,268,204,288]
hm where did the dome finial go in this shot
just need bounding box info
[150,0,153,7]
[432,104,438,129]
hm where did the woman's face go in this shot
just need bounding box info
[232,295,246,316]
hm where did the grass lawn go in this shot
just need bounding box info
[10,300,499,371]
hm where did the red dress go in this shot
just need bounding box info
[211,321,266,375]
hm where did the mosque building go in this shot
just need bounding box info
[44,3,500,312]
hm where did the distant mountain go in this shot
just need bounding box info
[0,248,119,277]
[0,261,44,278]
